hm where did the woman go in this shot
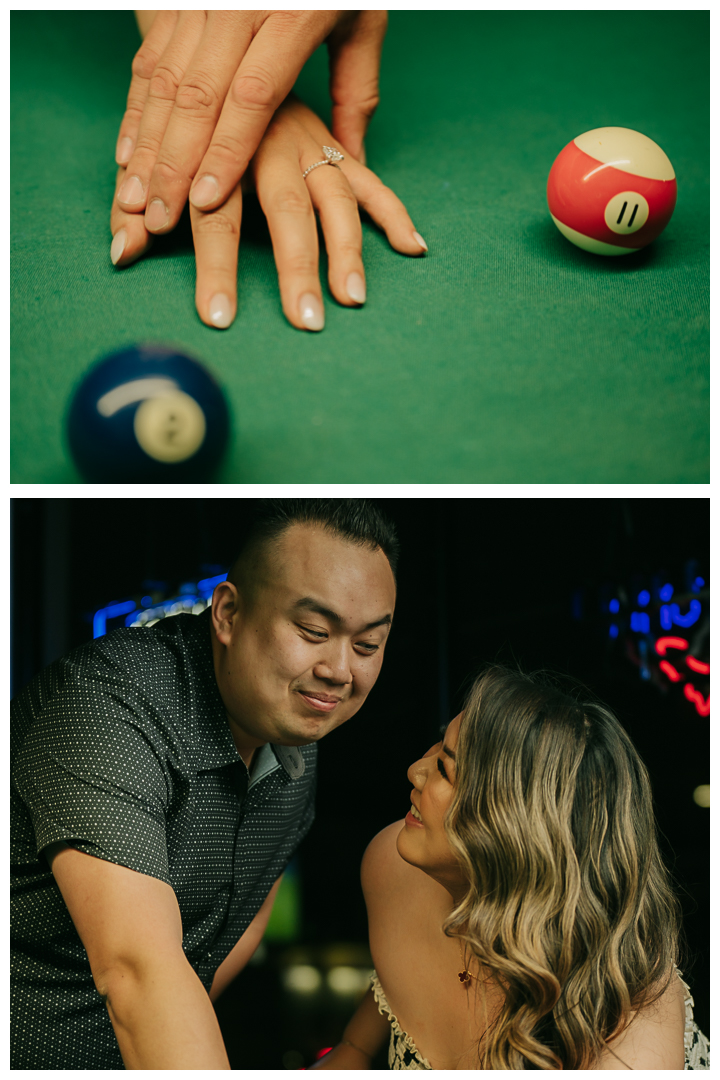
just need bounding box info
[314,666,709,1070]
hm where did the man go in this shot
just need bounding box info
[11,499,398,1069]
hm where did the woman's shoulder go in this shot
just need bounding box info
[361,821,441,912]
[361,820,407,894]
[596,968,687,1070]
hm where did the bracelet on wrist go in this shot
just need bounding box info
[340,1038,372,1058]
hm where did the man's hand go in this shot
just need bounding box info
[47,843,230,1069]
[114,11,388,238]
[111,95,426,332]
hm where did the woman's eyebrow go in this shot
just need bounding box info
[442,745,456,760]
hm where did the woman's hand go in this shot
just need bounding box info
[110,95,427,332]
[115,10,388,237]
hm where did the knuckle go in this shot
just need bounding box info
[152,158,190,187]
[361,92,381,119]
[334,238,362,259]
[148,63,183,102]
[207,135,247,171]
[230,69,278,112]
[281,253,317,277]
[193,210,239,238]
[268,188,313,218]
[325,185,359,209]
[131,45,161,82]
[175,76,221,115]
[122,101,145,128]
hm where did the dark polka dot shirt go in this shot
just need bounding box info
[10,609,317,1070]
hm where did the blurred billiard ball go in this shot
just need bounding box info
[547,127,677,255]
[67,344,230,483]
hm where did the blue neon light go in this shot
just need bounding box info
[659,583,674,601]
[630,612,650,634]
[94,572,228,639]
[659,599,702,631]
[93,599,137,638]
[668,599,702,628]
[197,572,227,594]
[693,577,705,590]
[609,599,620,614]
[637,590,650,607]
[609,624,619,638]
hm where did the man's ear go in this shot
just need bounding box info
[210,581,240,646]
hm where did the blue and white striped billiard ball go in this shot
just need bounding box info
[67,344,230,482]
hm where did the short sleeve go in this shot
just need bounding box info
[13,679,172,885]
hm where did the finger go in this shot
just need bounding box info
[144,12,257,233]
[117,11,207,215]
[253,126,324,332]
[305,164,366,307]
[349,166,428,256]
[328,11,388,164]
[188,13,334,215]
[190,182,243,330]
[281,100,428,257]
[114,11,178,168]
[109,167,154,268]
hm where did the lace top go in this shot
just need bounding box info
[370,968,709,1070]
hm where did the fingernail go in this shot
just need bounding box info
[300,293,324,331]
[145,198,169,232]
[413,231,428,252]
[110,229,127,265]
[118,174,144,205]
[346,272,366,304]
[116,136,133,164]
[190,175,219,208]
[209,293,232,329]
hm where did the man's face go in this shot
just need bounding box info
[212,523,396,754]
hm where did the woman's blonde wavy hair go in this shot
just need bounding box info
[443,665,681,1069]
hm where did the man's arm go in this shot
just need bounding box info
[47,842,230,1069]
[209,875,283,1003]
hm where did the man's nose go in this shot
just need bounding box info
[313,640,353,685]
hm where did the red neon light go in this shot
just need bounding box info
[686,656,710,675]
[684,683,710,717]
[655,636,688,656]
[659,660,683,683]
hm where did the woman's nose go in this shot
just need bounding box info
[407,755,427,789]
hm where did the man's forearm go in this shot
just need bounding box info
[102,953,230,1069]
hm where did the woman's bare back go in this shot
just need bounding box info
[362,821,687,1070]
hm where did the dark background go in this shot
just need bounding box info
[11,498,709,1065]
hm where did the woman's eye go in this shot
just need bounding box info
[437,757,448,779]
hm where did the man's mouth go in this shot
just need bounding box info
[297,691,342,713]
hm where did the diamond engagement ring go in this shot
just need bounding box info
[302,146,344,180]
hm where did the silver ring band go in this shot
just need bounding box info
[302,145,344,180]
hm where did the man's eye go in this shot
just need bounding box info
[356,642,379,654]
[302,627,327,639]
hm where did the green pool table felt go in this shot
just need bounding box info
[11,10,709,483]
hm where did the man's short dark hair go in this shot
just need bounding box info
[232,499,399,579]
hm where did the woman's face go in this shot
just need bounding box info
[396,712,467,896]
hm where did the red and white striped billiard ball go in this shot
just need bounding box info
[547,127,677,255]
